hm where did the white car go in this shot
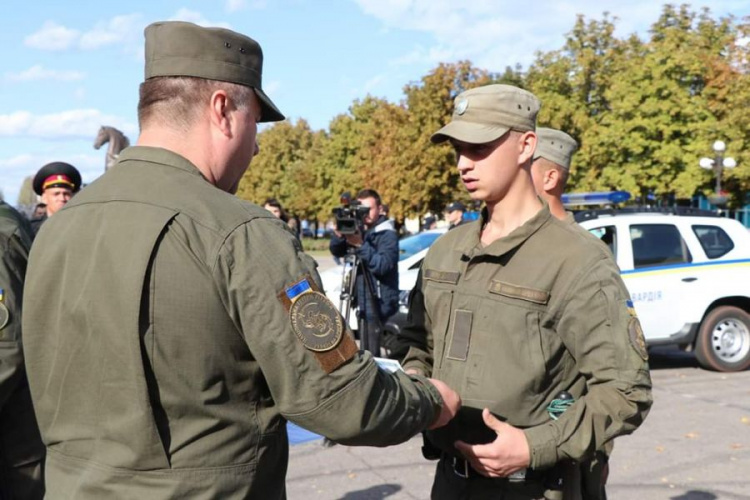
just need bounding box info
[578,209,750,372]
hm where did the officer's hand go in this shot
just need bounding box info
[344,232,363,247]
[454,408,530,477]
[427,378,461,430]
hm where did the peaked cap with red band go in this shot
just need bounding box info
[33,162,82,196]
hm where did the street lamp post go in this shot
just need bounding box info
[699,140,737,206]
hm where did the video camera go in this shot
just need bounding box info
[332,192,370,235]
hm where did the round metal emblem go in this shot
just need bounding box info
[628,317,648,361]
[0,303,9,331]
[290,291,343,352]
[455,98,469,115]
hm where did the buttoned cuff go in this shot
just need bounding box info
[523,422,559,469]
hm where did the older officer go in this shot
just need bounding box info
[0,201,44,498]
[530,128,578,223]
[29,161,81,234]
[401,84,652,499]
[23,21,459,499]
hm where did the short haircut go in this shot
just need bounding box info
[138,76,256,131]
[535,157,570,187]
[356,188,382,206]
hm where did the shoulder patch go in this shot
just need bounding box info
[277,275,359,373]
[290,291,343,352]
[0,302,9,331]
[628,317,649,361]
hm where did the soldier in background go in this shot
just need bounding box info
[0,200,44,499]
[444,201,467,230]
[29,162,81,234]
[22,21,459,499]
[529,128,578,223]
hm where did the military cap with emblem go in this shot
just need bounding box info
[32,161,82,196]
[533,127,579,170]
[431,84,541,144]
[144,21,284,123]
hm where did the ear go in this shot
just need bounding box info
[208,90,233,138]
[544,167,560,191]
[517,131,537,165]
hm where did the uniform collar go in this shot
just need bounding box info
[117,146,206,180]
[456,199,552,259]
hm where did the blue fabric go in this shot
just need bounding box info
[287,422,322,445]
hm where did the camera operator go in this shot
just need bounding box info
[330,189,398,356]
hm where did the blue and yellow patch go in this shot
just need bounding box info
[626,299,638,318]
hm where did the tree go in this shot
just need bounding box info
[236,119,315,215]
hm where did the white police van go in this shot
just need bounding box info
[578,206,750,372]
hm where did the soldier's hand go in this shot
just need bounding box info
[453,408,530,477]
[427,378,461,429]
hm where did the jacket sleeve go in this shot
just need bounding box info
[214,218,443,446]
[523,256,653,469]
[400,270,435,376]
[357,229,398,280]
[0,234,28,411]
[329,234,348,258]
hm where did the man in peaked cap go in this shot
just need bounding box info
[30,161,81,234]
[23,21,459,499]
[530,127,579,223]
[400,84,652,499]
[444,201,466,229]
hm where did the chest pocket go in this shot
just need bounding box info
[422,268,459,372]
[462,280,555,408]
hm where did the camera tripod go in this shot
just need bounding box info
[338,245,384,355]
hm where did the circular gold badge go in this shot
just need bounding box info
[290,291,343,352]
[0,303,9,331]
[628,317,648,361]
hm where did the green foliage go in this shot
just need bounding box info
[236,6,750,218]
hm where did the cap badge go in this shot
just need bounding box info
[455,98,469,115]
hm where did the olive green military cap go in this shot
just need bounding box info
[431,84,540,144]
[144,21,284,122]
[533,127,578,170]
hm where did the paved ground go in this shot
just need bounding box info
[286,347,750,500]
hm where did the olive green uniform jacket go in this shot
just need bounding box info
[22,147,442,499]
[0,201,45,498]
[402,206,652,471]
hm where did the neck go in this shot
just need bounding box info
[546,194,567,220]
[137,124,218,185]
[482,173,542,243]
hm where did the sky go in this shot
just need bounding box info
[1,0,748,206]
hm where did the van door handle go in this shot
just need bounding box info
[682,277,698,282]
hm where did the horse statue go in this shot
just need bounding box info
[94,126,130,171]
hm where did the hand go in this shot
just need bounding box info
[427,378,461,429]
[344,232,363,247]
[454,408,530,478]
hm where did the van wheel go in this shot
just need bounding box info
[694,306,750,372]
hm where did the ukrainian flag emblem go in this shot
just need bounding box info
[626,299,638,318]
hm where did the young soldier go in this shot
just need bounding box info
[22,21,459,499]
[402,84,652,499]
